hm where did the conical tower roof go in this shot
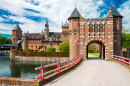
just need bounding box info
[13,22,22,31]
[68,6,81,19]
[112,5,123,17]
[62,21,69,27]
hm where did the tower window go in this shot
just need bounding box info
[95,25,98,27]
[74,30,77,36]
[95,28,97,32]
[100,24,103,27]
[89,25,93,27]
[90,28,92,32]
[100,28,102,31]
[64,35,67,38]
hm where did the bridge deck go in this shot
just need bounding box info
[44,55,130,86]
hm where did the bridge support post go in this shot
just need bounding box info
[10,51,17,60]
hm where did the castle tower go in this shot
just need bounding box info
[62,21,69,41]
[68,6,81,58]
[22,32,27,51]
[44,19,49,38]
[110,4,123,56]
[12,22,22,43]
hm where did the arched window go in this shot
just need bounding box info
[99,24,103,32]
[94,24,98,32]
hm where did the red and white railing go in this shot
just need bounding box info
[35,55,82,83]
[112,55,130,66]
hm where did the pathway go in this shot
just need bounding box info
[44,55,130,86]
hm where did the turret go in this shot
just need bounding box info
[68,6,81,58]
[44,19,49,38]
[12,22,22,43]
[22,32,27,51]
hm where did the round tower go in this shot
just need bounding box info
[44,18,49,38]
[22,33,27,51]
[68,6,81,58]
[12,22,22,43]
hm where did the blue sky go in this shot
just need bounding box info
[0,0,129,38]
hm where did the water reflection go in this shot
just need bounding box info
[0,56,61,79]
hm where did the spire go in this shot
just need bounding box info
[45,18,49,29]
[46,18,48,24]
[112,4,123,17]
[68,6,81,19]
[113,3,114,7]
[13,22,22,31]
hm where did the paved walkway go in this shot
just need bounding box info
[44,55,130,86]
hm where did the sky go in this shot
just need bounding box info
[0,0,129,38]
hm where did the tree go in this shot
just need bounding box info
[0,35,12,44]
[47,47,56,52]
[88,44,96,53]
[58,41,69,52]
[121,27,130,48]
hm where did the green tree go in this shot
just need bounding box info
[58,41,69,52]
[88,44,96,53]
[47,47,56,52]
[0,35,12,44]
[121,27,130,48]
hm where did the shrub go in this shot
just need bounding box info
[58,41,69,52]
[19,48,23,51]
[47,47,56,52]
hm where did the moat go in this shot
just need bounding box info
[0,56,58,79]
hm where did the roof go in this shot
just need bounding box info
[45,18,49,29]
[13,23,22,31]
[44,32,62,41]
[68,7,81,19]
[112,5,123,17]
[62,21,69,27]
[26,33,44,39]
[0,43,18,47]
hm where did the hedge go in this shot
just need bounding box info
[17,51,69,57]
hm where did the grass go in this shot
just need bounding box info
[0,51,10,52]
[88,53,100,56]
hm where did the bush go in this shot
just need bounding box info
[17,51,69,57]
[58,41,69,52]
[19,48,23,51]
[47,47,56,52]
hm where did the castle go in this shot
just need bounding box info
[12,5,123,59]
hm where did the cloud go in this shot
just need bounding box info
[0,0,129,36]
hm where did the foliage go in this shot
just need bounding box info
[47,47,56,52]
[88,53,100,56]
[88,44,96,53]
[121,27,130,48]
[19,48,23,51]
[0,35,11,44]
[17,51,69,57]
[58,41,69,52]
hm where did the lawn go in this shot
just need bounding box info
[88,53,100,56]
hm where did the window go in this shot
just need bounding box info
[100,28,102,31]
[100,24,103,27]
[90,28,92,32]
[74,30,77,36]
[49,42,52,46]
[36,45,37,48]
[13,46,15,49]
[89,25,93,27]
[64,35,67,38]
[95,28,97,32]
[94,25,98,27]
[31,45,33,48]
[57,43,59,45]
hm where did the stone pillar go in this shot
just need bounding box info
[10,51,17,60]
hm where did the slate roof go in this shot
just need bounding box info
[112,5,123,17]
[26,33,44,39]
[44,32,62,41]
[68,7,81,19]
[13,23,22,31]
[62,21,69,27]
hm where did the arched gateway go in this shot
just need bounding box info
[62,5,123,60]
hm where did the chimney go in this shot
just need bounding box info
[108,7,112,17]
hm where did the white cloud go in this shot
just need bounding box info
[118,1,130,30]
[0,0,129,35]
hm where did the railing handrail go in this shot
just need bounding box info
[35,55,82,83]
[112,55,130,67]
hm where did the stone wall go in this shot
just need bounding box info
[14,55,69,61]
[0,77,43,86]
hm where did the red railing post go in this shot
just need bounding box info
[65,59,70,69]
[72,57,75,65]
[115,56,116,60]
[129,60,130,67]
[123,58,125,64]
[38,65,45,83]
[119,57,121,62]
[54,61,61,74]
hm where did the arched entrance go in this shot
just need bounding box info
[86,40,105,60]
